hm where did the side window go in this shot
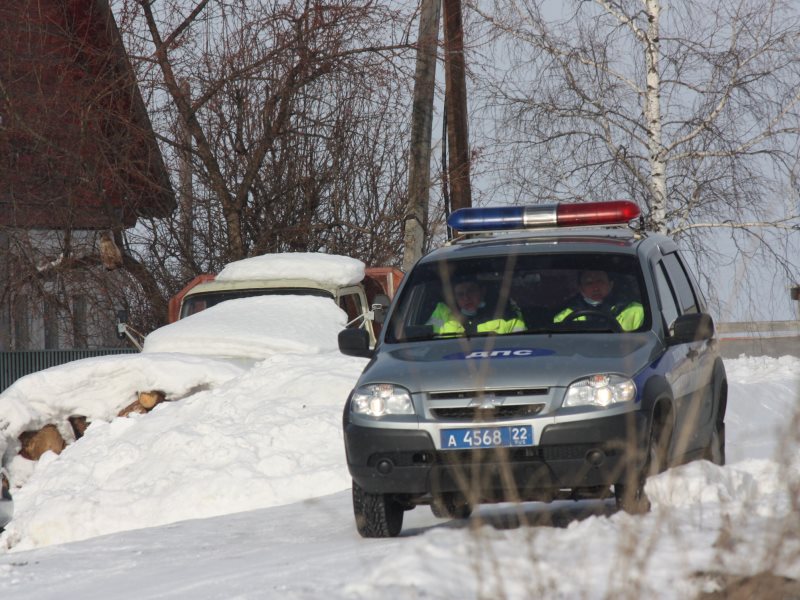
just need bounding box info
[675,251,706,311]
[655,262,680,329]
[339,292,365,327]
[662,253,698,314]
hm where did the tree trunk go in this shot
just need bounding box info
[644,0,667,233]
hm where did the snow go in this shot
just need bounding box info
[143,295,347,356]
[0,289,798,598]
[214,251,365,287]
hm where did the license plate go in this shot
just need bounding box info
[440,425,534,450]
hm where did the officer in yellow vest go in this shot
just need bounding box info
[427,274,526,335]
[553,270,643,331]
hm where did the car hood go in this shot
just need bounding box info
[361,333,661,393]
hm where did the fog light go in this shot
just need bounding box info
[586,450,605,466]
[376,459,394,475]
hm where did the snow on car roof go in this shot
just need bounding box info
[143,295,348,357]
[215,252,365,287]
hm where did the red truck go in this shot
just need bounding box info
[167,259,403,347]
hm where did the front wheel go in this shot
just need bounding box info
[615,415,670,514]
[614,482,650,514]
[352,481,404,538]
[430,493,473,520]
[704,421,726,466]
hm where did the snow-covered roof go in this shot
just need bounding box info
[215,252,365,287]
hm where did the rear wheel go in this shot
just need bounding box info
[352,481,404,538]
[430,493,473,520]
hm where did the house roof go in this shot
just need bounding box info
[0,0,175,229]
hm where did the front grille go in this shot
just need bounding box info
[429,388,547,401]
[431,403,545,421]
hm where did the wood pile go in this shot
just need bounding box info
[16,390,168,462]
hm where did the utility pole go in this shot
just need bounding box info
[402,0,440,272]
[178,79,194,279]
[442,0,471,212]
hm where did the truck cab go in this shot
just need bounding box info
[169,254,403,348]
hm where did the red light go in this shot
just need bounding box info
[556,201,640,226]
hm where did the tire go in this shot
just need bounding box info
[704,421,726,466]
[614,482,650,514]
[430,493,473,520]
[615,415,670,514]
[352,481,404,538]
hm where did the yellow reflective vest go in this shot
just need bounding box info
[553,301,644,332]
[427,302,526,335]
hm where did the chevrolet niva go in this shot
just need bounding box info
[338,201,727,537]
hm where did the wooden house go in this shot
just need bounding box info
[0,0,175,351]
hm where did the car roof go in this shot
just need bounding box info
[418,227,670,263]
[183,278,340,298]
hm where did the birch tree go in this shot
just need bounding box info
[470,0,800,316]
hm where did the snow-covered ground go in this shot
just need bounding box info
[0,254,797,598]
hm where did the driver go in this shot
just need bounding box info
[553,270,643,331]
[427,273,525,335]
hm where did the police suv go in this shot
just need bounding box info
[338,201,727,538]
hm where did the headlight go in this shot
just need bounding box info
[563,374,636,408]
[351,384,414,417]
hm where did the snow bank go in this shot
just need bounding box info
[1,352,367,550]
[215,252,365,287]
[0,354,246,466]
[723,355,800,463]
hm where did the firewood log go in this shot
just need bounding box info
[68,415,89,439]
[18,425,65,461]
[138,390,166,409]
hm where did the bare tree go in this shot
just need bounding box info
[468,0,800,316]
[118,0,415,275]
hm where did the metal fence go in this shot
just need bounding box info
[717,320,800,359]
[0,348,139,393]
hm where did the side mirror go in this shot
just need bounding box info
[669,312,714,345]
[370,294,391,324]
[338,328,373,358]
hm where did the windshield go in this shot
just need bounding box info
[385,253,649,343]
[180,288,333,319]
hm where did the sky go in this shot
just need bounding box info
[0,255,798,598]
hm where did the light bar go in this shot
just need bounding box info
[448,201,641,232]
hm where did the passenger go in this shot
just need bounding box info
[553,270,644,331]
[427,273,525,335]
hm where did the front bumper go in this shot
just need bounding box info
[345,411,649,501]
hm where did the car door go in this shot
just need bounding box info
[337,286,376,346]
[655,252,714,455]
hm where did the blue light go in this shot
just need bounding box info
[448,207,526,232]
[448,201,638,232]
